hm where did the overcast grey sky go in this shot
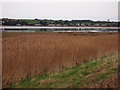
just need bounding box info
[1,2,118,21]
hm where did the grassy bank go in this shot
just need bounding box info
[10,54,118,88]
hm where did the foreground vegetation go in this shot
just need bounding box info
[2,32,118,87]
[10,54,118,88]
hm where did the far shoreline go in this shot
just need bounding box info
[0,26,119,29]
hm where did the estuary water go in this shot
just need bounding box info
[0,26,118,32]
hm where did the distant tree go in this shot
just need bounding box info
[107,19,110,22]
[35,18,39,21]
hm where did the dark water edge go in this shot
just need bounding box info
[1,28,119,32]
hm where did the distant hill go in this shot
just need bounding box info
[1,18,118,27]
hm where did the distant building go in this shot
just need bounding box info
[48,24,55,26]
[94,24,100,26]
[34,24,41,26]
[76,23,80,26]
[56,24,61,26]
[87,23,92,26]
[80,24,86,26]
[101,24,107,27]
[16,24,21,26]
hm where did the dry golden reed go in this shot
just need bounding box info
[2,32,118,87]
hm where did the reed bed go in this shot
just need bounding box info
[2,32,118,87]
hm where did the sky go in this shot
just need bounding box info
[0,0,119,21]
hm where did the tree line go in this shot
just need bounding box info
[1,18,118,27]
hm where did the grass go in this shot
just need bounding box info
[10,54,118,88]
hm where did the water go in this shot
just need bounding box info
[0,26,118,32]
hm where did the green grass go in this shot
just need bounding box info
[23,20,39,24]
[10,54,118,88]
